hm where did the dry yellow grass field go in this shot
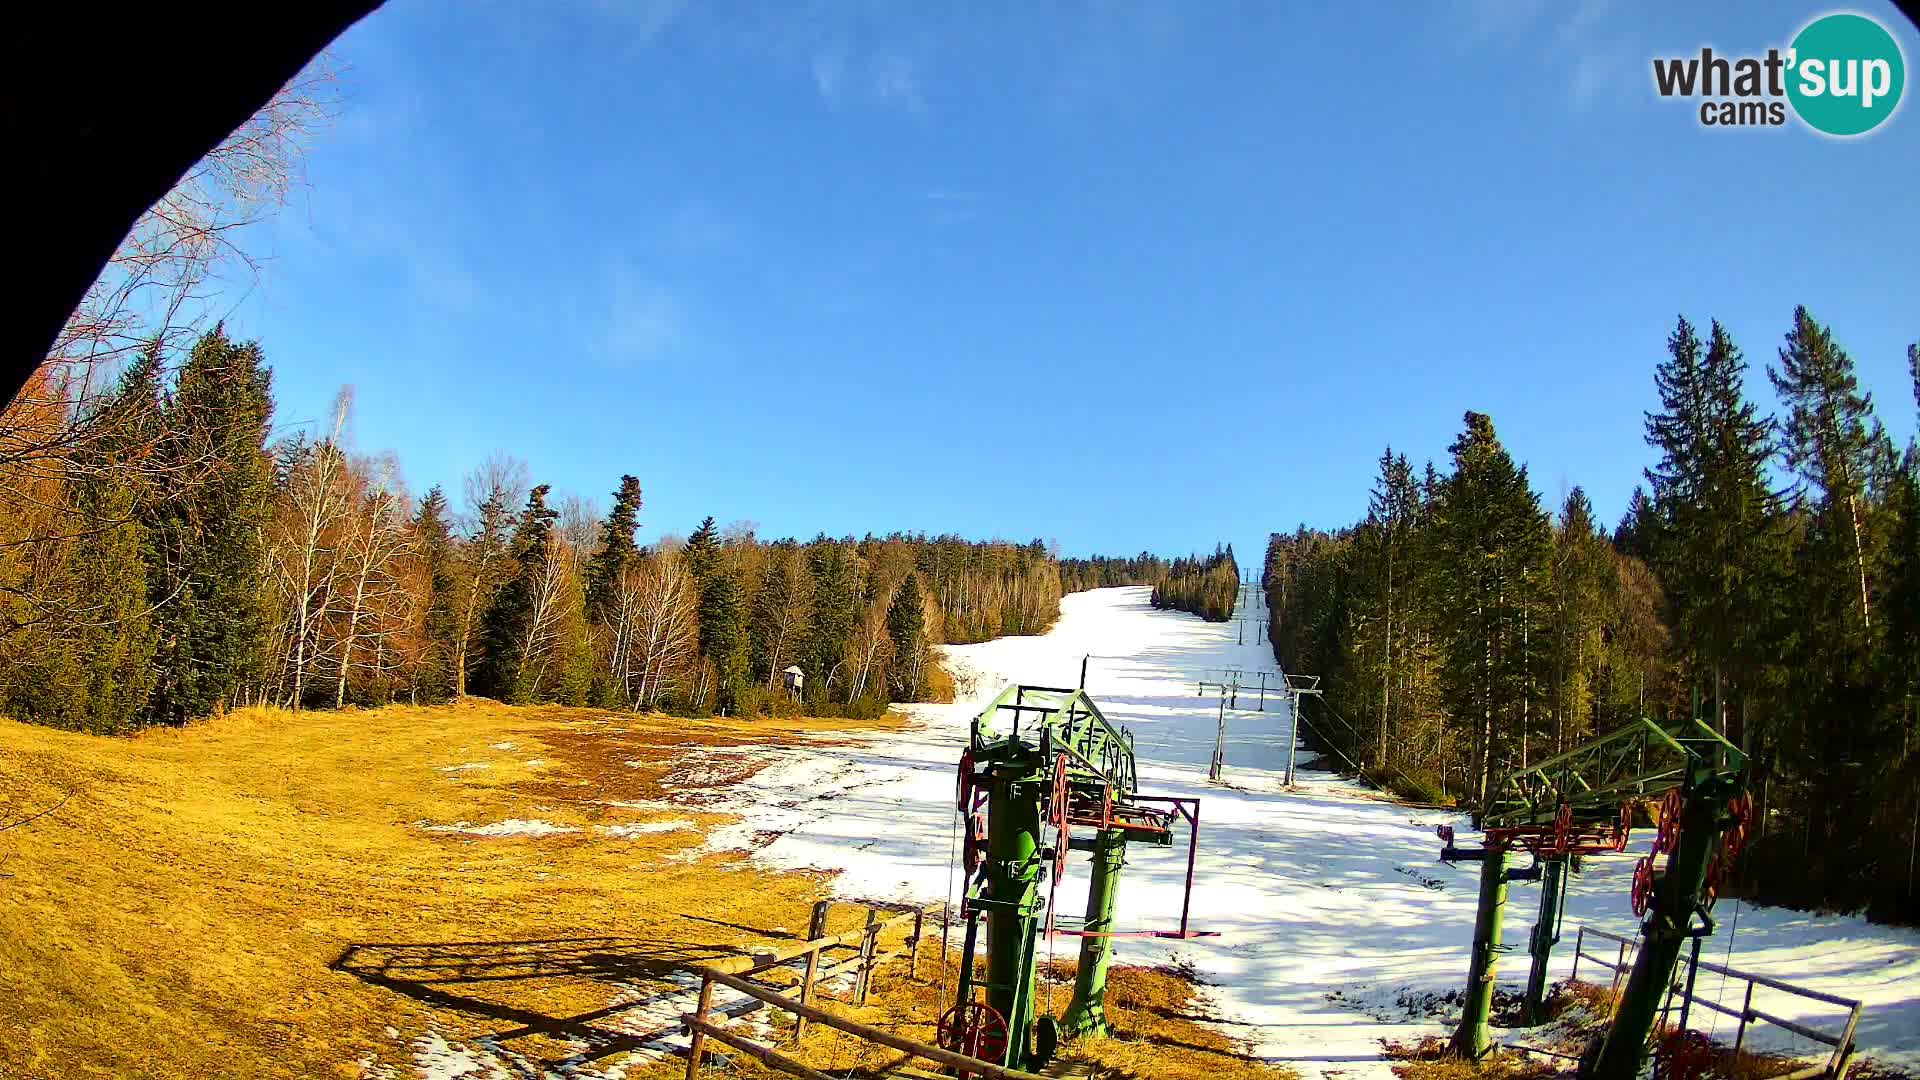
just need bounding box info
[0,700,1291,1080]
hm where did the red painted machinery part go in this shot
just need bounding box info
[1631,855,1655,916]
[937,1001,1009,1067]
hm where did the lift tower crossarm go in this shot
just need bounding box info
[1485,718,1743,830]
[1446,716,1748,1077]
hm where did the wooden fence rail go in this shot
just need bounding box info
[686,967,1049,1080]
[1569,925,1864,1080]
[678,900,1034,1080]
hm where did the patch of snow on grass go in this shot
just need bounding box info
[422,819,580,837]
[604,798,684,811]
[597,820,696,838]
[436,762,489,773]
[410,1030,513,1079]
[491,742,516,751]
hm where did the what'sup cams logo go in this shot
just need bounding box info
[1653,12,1906,136]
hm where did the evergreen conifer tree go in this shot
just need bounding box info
[684,516,721,580]
[7,348,165,731]
[476,484,558,702]
[1642,317,1790,744]
[887,573,926,699]
[144,327,275,724]
[453,485,515,696]
[414,486,458,701]
[1429,411,1550,806]
[699,570,749,711]
[584,475,642,621]
[806,541,860,705]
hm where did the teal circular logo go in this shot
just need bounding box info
[1787,13,1905,136]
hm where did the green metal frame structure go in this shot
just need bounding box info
[945,685,1204,1072]
[1438,717,1748,1080]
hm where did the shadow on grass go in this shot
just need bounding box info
[333,935,752,1071]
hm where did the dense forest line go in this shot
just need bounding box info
[0,328,1088,729]
[1265,309,1919,920]
[1060,552,1171,594]
[1151,547,1241,622]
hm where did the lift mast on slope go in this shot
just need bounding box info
[1437,716,1751,1080]
[946,685,1215,1072]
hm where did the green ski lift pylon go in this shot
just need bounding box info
[947,685,1214,1071]
[1436,715,1748,1076]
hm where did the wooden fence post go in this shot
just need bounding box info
[685,974,714,1080]
[1832,1002,1862,1080]
[909,909,925,980]
[1734,981,1755,1051]
[855,907,880,1005]
[794,901,832,1044]
[1571,926,1585,983]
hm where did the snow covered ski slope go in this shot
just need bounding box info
[691,586,1920,1079]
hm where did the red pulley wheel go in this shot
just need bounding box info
[938,1001,1009,1066]
[963,811,986,876]
[1630,856,1655,917]
[956,749,974,811]
[1654,789,1683,856]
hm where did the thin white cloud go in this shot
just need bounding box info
[604,269,685,364]
[1568,44,1635,109]
[921,188,982,227]
[1450,0,1548,49]
[1556,0,1614,44]
[869,51,926,115]
[812,46,849,106]
[585,0,686,47]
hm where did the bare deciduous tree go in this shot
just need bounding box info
[624,553,698,709]
[511,533,578,699]
[330,455,415,707]
[265,391,354,707]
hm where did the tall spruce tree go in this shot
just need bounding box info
[475,485,558,702]
[1768,309,1900,893]
[1771,307,1885,632]
[1642,317,1790,746]
[414,486,458,702]
[683,515,747,711]
[684,516,720,580]
[453,485,515,696]
[699,570,750,712]
[887,573,927,699]
[144,327,276,724]
[1429,411,1550,806]
[1548,487,1612,754]
[1352,447,1419,766]
[584,475,643,621]
[806,541,861,704]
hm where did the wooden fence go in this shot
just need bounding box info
[1570,925,1864,1080]
[682,900,1047,1080]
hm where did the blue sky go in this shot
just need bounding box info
[230,0,1919,565]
